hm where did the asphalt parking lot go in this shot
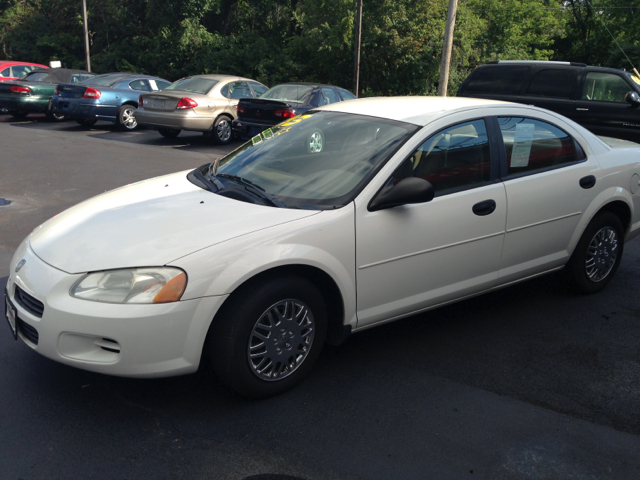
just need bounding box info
[1,114,640,480]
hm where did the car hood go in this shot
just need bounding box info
[29,170,319,274]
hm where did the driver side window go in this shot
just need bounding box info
[392,119,491,196]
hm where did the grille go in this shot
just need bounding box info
[14,285,44,318]
[17,317,39,345]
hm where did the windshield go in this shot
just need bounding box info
[80,74,130,87]
[165,77,218,95]
[260,85,314,104]
[211,111,419,209]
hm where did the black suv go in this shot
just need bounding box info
[457,61,640,142]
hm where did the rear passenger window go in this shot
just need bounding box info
[227,81,252,99]
[526,69,576,98]
[320,88,341,105]
[464,66,528,95]
[129,80,151,91]
[392,119,491,196]
[248,81,268,97]
[0,67,10,77]
[338,88,357,100]
[498,117,578,176]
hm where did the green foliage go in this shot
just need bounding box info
[1,0,640,95]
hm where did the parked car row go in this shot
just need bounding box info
[0,66,356,144]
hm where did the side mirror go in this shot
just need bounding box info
[625,91,640,106]
[368,177,435,212]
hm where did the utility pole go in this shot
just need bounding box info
[82,0,91,72]
[437,0,458,96]
[353,0,363,97]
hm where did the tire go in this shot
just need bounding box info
[116,104,138,131]
[9,110,29,119]
[158,128,181,138]
[207,275,328,398]
[45,100,65,122]
[211,115,233,145]
[76,118,97,127]
[564,211,624,294]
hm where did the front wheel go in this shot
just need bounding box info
[211,115,233,145]
[564,211,624,294]
[158,128,181,138]
[116,104,138,131]
[207,275,327,398]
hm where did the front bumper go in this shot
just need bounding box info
[5,240,227,378]
[136,109,216,132]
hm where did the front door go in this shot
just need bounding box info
[355,118,507,328]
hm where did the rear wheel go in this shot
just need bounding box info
[207,275,327,398]
[9,110,29,119]
[564,211,624,294]
[158,128,181,138]
[116,104,138,131]
[76,118,97,127]
[45,100,65,122]
[211,115,233,145]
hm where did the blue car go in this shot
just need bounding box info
[52,73,171,131]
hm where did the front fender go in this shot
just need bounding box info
[172,205,358,329]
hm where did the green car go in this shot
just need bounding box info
[0,68,94,121]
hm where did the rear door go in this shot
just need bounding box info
[516,68,578,120]
[493,114,599,283]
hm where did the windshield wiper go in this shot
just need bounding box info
[216,173,286,208]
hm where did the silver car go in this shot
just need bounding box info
[135,74,267,144]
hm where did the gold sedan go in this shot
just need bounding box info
[136,74,267,144]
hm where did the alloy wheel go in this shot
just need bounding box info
[121,107,137,129]
[216,119,231,142]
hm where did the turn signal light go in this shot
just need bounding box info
[176,97,198,110]
[83,87,101,99]
[10,86,31,94]
[152,272,187,303]
[275,109,296,118]
[236,105,245,114]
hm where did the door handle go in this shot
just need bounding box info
[576,108,589,111]
[472,199,496,216]
[579,175,596,189]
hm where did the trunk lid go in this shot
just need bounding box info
[140,93,183,112]
[237,99,295,123]
[56,83,88,99]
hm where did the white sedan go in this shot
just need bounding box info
[5,97,640,397]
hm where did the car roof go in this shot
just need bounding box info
[485,60,630,75]
[317,96,515,125]
[188,74,253,81]
[0,60,48,67]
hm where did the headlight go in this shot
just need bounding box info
[70,267,187,304]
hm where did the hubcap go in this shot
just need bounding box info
[247,299,315,381]
[585,226,618,282]
[217,120,231,142]
[308,131,323,153]
[122,108,137,129]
